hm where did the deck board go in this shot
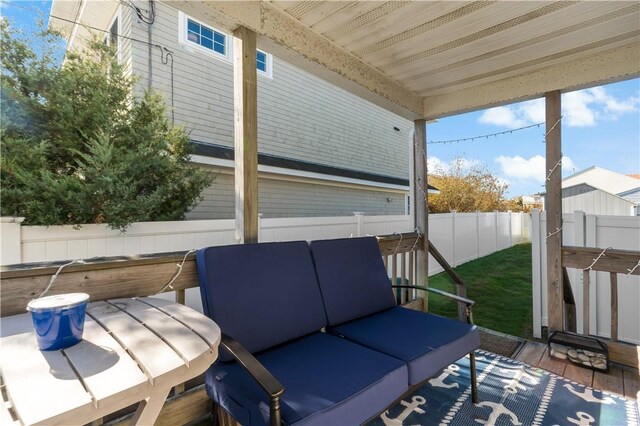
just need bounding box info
[515,341,637,400]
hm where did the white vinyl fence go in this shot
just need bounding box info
[2,212,529,314]
[531,210,640,345]
[1,212,530,267]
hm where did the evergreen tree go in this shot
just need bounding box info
[1,20,212,230]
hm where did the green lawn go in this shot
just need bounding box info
[426,243,533,339]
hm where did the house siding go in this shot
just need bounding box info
[562,184,635,216]
[187,170,406,220]
[127,1,412,180]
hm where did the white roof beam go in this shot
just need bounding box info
[423,43,640,120]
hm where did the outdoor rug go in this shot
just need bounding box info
[369,350,639,426]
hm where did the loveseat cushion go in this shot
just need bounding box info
[330,306,480,385]
[310,237,396,325]
[196,241,327,357]
[205,332,408,426]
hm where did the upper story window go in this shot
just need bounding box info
[179,12,272,77]
[256,49,272,78]
[187,19,226,55]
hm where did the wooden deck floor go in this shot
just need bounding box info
[513,340,640,401]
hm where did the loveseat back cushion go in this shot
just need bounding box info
[310,237,396,326]
[196,241,327,356]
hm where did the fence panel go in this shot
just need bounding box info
[531,210,640,344]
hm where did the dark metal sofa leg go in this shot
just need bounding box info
[469,351,478,404]
[270,395,281,426]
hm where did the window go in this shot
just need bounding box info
[178,12,273,77]
[256,49,272,77]
[187,19,226,55]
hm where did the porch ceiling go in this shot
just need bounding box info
[178,0,639,120]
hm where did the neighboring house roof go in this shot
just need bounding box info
[562,166,640,196]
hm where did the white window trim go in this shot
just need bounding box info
[178,11,231,63]
[105,7,122,63]
[178,11,273,78]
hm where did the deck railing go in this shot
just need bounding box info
[562,245,640,367]
[2,233,461,425]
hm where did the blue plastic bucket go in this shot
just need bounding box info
[27,293,90,351]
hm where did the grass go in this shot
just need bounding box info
[427,243,533,339]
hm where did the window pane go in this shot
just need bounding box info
[187,20,199,33]
[201,27,213,40]
[202,37,213,50]
[214,32,225,45]
[187,31,199,43]
[214,42,225,54]
[256,51,266,63]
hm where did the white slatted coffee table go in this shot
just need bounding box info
[0,297,220,425]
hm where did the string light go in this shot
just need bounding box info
[427,122,543,145]
[584,247,611,271]
[546,227,563,239]
[156,249,197,294]
[546,158,563,181]
[392,232,403,255]
[627,259,640,276]
[39,259,87,298]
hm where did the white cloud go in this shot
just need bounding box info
[478,86,639,128]
[495,155,577,183]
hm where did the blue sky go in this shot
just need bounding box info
[3,0,639,198]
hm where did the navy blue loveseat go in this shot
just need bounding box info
[196,237,479,426]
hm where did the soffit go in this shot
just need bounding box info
[271,1,640,117]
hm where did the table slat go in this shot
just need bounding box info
[0,333,92,425]
[111,299,210,366]
[87,302,184,382]
[139,297,221,347]
[63,319,149,408]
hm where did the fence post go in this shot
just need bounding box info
[1,217,24,265]
[573,211,585,333]
[258,213,264,242]
[494,210,499,251]
[585,214,598,335]
[476,211,480,259]
[508,211,513,247]
[353,212,365,237]
[451,210,457,267]
[531,209,542,338]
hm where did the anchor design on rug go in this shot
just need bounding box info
[381,396,426,426]
[562,384,616,404]
[500,367,539,394]
[566,411,595,426]
[429,364,460,389]
[475,402,522,426]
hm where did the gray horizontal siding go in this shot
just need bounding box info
[187,170,406,220]
[129,1,411,179]
[562,184,635,216]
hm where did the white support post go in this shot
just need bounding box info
[476,211,480,259]
[573,210,586,333]
[0,217,24,265]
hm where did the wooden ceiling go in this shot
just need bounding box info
[270,1,640,98]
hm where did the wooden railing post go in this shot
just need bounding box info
[545,90,563,333]
[233,26,259,244]
[413,119,428,311]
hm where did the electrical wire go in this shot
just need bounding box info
[157,45,175,124]
[120,0,155,25]
[50,14,160,48]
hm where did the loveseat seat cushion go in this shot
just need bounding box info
[310,237,396,325]
[330,306,480,385]
[205,332,408,426]
[196,241,327,358]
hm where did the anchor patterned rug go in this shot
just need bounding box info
[369,350,639,426]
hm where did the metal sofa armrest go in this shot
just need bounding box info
[220,333,284,426]
[391,284,475,324]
